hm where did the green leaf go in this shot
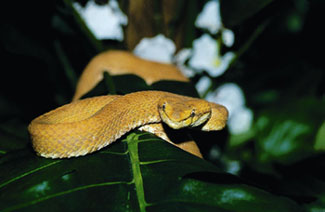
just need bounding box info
[0,131,302,212]
[81,73,199,98]
[254,98,325,164]
[314,122,325,151]
[152,81,199,97]
[220,0,274,27]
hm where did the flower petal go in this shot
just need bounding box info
[195,76,212,96]
[195,0,222,34]
[208,51,236,77]
[206,83,245,117]
[228,107,254,135]
[133,34,176,63]
[175,49,196,78]
[73,0,127,41]
[189,34,219,73]
[222,29,235,47]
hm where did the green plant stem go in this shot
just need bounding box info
[126,134,147,212]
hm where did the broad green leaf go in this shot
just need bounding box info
[254,98,325,165]
[152,81,199,97]
[81,72,199,98]
[0,131,302,212]
[314,122,325,151]
[81,73,150,99]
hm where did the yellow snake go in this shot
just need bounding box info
[28,91,228,158]
[28,50,228,159]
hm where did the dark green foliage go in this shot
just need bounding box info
[0,132,302,212]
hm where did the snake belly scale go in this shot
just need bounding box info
[28,91,228,158]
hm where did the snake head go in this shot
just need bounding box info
[158,96,211,129]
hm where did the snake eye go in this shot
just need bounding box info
[162,103,166,110]
[191,109,195,117]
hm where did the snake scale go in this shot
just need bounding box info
[28,51,228,159]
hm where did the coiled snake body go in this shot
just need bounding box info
[28,50,228,158]
[28,91,228,158]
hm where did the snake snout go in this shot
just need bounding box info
[158,99,195,129]
[158,97,213,130]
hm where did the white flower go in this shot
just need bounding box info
[222,29,235,47]
[195,0,235,47]
[195,0,222,34]
[206,83,253,135]
[73,0,127,41]
[218,51,236,72]
[195,76,212,96]
[174,48,196,78]
[228,107,253,135]
[206,83,245,116]
[189,34,218,74]
[189,34,235,77]
[109,0,128,25]
[174,48,191,65]
[133,34,176,64]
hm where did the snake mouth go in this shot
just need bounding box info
[158,95,212,130]
[191,112,211,127]
[160,111,193,129]
[159,107,211,130]
[158,104,191,129]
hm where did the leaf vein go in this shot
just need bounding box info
[0,160,61,189]
[99,150,128,155]
[139,159,176,165]
[3,181,131,212]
